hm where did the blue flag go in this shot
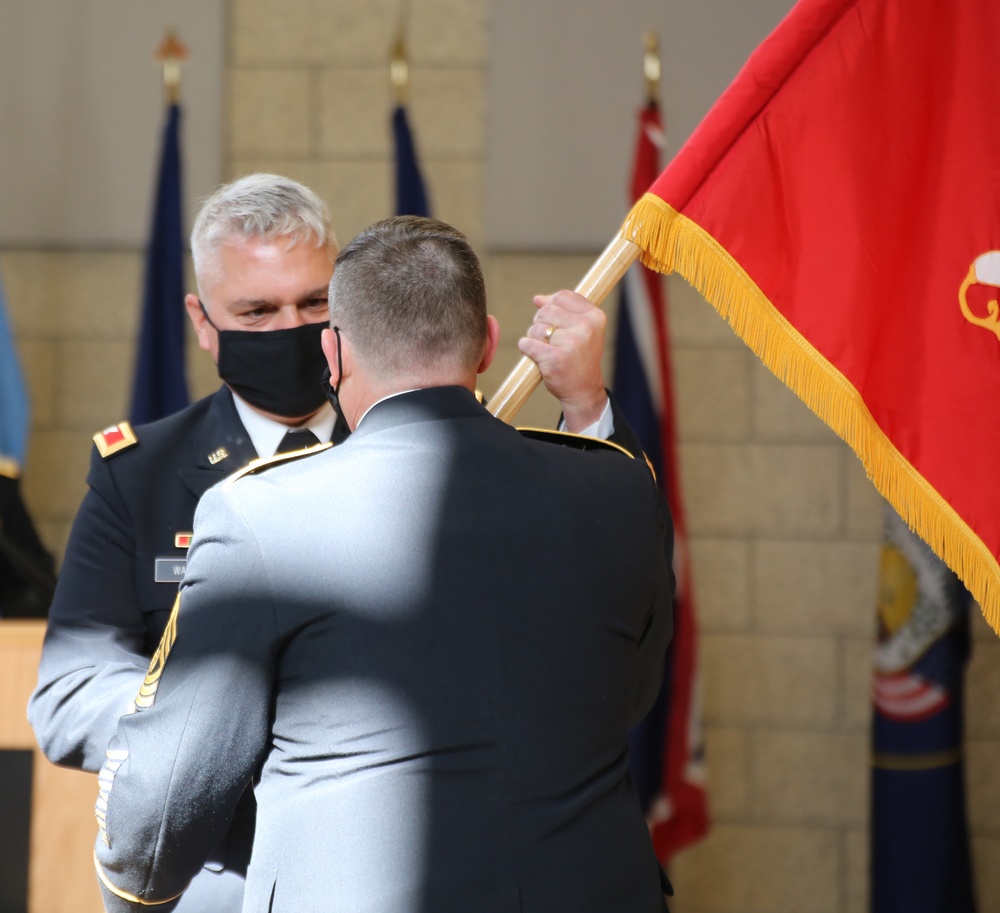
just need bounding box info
[872,504,976,912]
[392,104,431,217]
[0,272,28,472]
[129,102,189,425]
[0,270,55,616]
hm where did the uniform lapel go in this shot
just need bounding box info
[178,386,259,500]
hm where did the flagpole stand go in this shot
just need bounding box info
[487,236,640,424]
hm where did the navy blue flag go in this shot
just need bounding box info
[872,503,976,912]
[129,102,189,425]
[392,104,431,217]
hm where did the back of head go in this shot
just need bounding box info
[190,173,336,292]
[329,216,488,379]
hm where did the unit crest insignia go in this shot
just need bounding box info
[959,250,1000,340]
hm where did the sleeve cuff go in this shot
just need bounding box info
[557,396,614,441]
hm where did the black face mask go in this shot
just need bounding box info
[200,301,329,418]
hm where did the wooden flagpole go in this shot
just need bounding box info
[486,235,640,425]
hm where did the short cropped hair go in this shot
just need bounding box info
[190,173,337,290]
[328,216,488,377]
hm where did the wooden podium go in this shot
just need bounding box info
[0,620,104,913]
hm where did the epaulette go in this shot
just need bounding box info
[93,422,138,459]
[223,441,332,488]
[517,427,657,481]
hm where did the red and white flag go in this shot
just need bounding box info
[620,0,1000,631]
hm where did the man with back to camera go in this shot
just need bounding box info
[92,215,675,913]
[28,175,653,911]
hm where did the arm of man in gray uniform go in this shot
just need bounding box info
[94,484,272,913]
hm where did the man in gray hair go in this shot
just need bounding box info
[93,216,674,913]
[30,177,641,911]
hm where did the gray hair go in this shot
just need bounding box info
[329,216,487,377]
[190,173,337,290]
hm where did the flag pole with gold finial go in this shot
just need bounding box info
[390,29,409,107]
[154,30,189,106]
[644,31,660,106]
[486,35,660,425]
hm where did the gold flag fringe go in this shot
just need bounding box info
[621,192,1000,634]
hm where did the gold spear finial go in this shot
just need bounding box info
[154,30,189,106]
[390,29,410,106]
[643,31,661,106]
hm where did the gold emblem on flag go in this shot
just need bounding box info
[959,251,1000,340]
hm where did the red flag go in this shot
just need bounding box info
[620,0,1000,631]
[613,103,709,861]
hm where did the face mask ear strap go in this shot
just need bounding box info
[198,298,220,332]
[332,327,344,398]
[322,327,345,414]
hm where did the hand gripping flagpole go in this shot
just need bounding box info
[488,31,661,425]
[486,235,640,424]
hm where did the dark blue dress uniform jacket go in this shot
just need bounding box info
[92,386,674,913]
[29,385,259,873]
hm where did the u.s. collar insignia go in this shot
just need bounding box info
[93,422,138,458]
[207,447,229,465]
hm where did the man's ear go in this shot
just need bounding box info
[477,315,501,375]
[185,294,214,355]
[321,327,348,385]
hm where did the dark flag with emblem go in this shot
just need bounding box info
[872,503,976,912]
[129,101,189,425]
[613,101,708,862]
[0,270,55,617]
[392,104,431,218]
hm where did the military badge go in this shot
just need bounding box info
[93,422,138,458]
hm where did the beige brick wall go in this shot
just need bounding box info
[4,1,999,910]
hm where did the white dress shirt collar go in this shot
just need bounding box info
[231,394,336,458]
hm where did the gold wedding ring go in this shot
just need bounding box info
[544,325,556,342]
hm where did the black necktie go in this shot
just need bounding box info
[276,429,321,454]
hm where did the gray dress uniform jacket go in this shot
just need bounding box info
[93,385,674,913]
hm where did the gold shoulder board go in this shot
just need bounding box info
[93,422,138,459]
[224,441,332,488]
[516,427,657,481]
[517,427,635,458]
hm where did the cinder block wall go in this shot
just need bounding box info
[4,1,1000,911]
